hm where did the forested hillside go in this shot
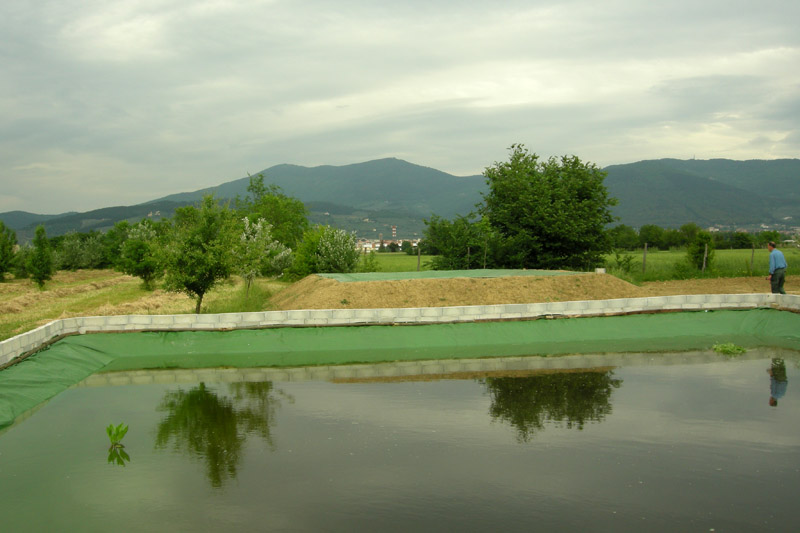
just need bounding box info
[2,157,797,240]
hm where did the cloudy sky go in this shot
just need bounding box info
[2,0,798,214]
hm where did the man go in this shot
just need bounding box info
[766,241,787,294]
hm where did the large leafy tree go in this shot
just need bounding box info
[237,174,309,249]
[0,221,17,281]
[30,225,54,288]
[480,144,616,269]
[161,195,236,313]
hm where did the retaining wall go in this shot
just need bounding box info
[3,293,799,368]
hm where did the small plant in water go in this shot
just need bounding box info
[712,343,746,356]
[106,422,128,449]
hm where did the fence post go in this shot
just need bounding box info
[417,245,421,272]
[642,243,648,273]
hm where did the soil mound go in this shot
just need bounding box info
[269,273,647,310]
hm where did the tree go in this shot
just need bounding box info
[679,223,702,246]
[0,221,17,281]
[480,145,616,269]
[290,225,360,277]
[686,231,715,271]
[102,221,131,268]
[30,225,54,289]
[161,196,236,313]
[232,216,292,298]
[730,232,753,249]
[607,224,639,250]
[401,241,412,254]
[638,224,665,250]
[118,220,162,289]
[423,214,498,270]
[757,230,782,246]
[238,174,309,249]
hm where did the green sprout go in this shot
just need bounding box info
[106,422,128,450]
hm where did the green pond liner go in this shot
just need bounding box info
[318,269,578,282]
[2,308,799,430]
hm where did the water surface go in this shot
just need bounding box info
[1,352,798,532]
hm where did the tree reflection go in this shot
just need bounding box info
[155,381,289,488]
[481,369,622,442]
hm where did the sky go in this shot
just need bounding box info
[1,0,798,214]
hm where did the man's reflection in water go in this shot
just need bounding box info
[768,358,788,407]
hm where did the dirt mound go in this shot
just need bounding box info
[270,273,798,311]
[269,273,648,310]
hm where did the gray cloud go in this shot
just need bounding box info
[1,0,798,213]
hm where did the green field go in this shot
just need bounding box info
[605,247,800,282]
[372,248,799,282]
[371,252,434,272]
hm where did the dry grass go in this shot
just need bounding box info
[1,269,796,341]
[269,273,797,311]
[0,270,287,340]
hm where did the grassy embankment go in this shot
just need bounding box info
[0,254,431,342]
[1,249,796,343]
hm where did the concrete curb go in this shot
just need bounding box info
[2,293,799,368]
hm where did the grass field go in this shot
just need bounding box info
[606,247,800,283]
[0,271,288,342]
[370,252,434,271]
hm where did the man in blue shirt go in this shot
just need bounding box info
[766,241,788,294]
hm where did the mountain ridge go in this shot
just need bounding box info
[3,157,798,241]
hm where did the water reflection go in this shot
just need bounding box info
[768,358,789,407]
[155,381,289,487]
[481,369,622,442]
[107,446,131,466]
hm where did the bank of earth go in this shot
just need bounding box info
[269,273,798,310]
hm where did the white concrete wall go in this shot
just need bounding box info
[2,293,799,368]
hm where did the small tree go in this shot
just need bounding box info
[316,226,360,273]
[291,225,360,277]
[161,196,236,313]
[119,221,162,289]
[103,220,131,268]
[687,231,715,271]
[233,216,292,298]
[424,214,498,270]
[0,220,17,281]
[30,225,54,288]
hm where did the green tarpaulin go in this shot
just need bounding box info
[318,269,578,282]
[2,308,799,429]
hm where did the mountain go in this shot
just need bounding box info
[603,158,800,228]
[2,157,798,242]
[1,201,187,243]
[150,158,485,218]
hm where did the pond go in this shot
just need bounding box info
[1,351,798,532]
